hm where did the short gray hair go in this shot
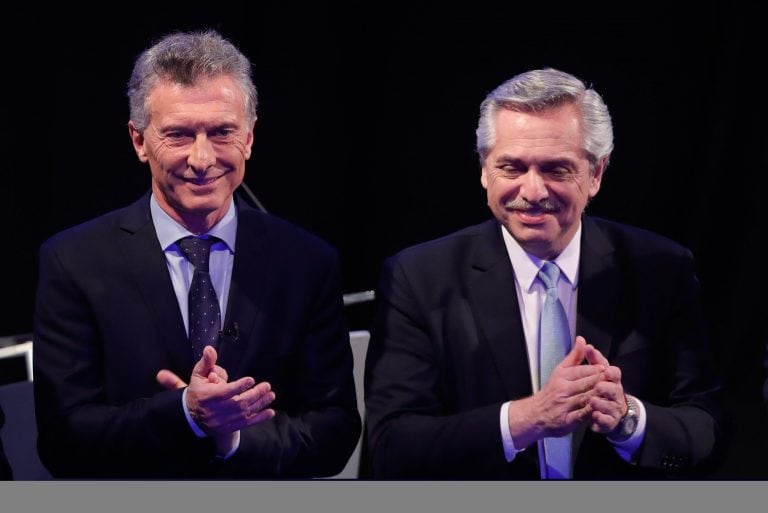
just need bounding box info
[127,29,258,131]
[476,68,613,170]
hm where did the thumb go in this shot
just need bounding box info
[559,335,587,368]
[192,345,219,378]
[156,369,187,390]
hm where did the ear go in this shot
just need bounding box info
[243,118,256,160]
[588,157,608,198]
[128,121,149,163]
[480,165,489,190]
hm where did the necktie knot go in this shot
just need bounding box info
[538,261,561,292]
[178,236,218,272]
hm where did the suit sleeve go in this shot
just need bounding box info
[630,248,726,475]
[364,256,530,478]
[211,248,362,478]
[33,239,214,478]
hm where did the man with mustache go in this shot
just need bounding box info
[363,68,724,479]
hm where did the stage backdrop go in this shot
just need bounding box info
[3,3,765,478]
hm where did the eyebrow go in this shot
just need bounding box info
[495,156,576,168]
[159,119,241,131]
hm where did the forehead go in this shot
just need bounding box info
[490,104,585,159]
[147,75,247,123]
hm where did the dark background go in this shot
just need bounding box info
[3,2,766,478]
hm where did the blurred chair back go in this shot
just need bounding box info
[0,339,52,479]
[328,329,370,479]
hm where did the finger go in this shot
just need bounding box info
[235,382,274,408]
[565,389,593,411]
[229,383,275,420]
[233,376,258,394]
[218,408,277,435]
[565,362,605,381]
[563,398,593,425]
[156,369,187,389]
[567,368,606,396]
[251,381,271,395]
[205,376,258,403]
[559,336,587,368]
[213,365,229,382]
[588,394,614,414]
[247,390,276,414]
[194,379,265,428]
[593,380,623,401]
[584,342,610,367]
[246,408,276,424]
[589,410,616,433]
[192,346,219,378]
[588,395,624,422]
[205,364,231,385]
[602,365,622,384]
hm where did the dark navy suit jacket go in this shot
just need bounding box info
[33,191,361,478]
[364,216,724,479]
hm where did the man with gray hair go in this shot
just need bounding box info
[33,29,360,478]
[364,68,724,479]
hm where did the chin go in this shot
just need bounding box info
[176,196,224,215]
[506,221,552,240]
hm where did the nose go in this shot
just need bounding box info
[520,169,548,203]
[187,134,216,173]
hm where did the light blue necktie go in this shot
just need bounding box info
[538,261,572,479]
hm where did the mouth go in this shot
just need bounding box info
[513,209,551,224]
[181,174,225,186]
[504,200,559,223]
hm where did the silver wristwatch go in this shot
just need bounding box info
[607,395,639,442]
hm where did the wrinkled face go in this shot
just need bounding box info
[128,75,255,234]
[480,104,605,260]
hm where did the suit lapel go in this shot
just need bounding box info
[573,215,618,458]
[466,220,534,399]
[117,193,193,370]
[576,217,617,372]
[217,200,269,377]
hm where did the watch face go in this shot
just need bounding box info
[623,415,638,435]
[608,398,639,441]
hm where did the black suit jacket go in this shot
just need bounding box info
[33,192,361,478]
[364,216,724,479]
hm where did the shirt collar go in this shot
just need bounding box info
[501,221,581,292]
[150,193,238,253]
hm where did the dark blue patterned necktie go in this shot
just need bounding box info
[178,236,221,360]
[538,261,572,479]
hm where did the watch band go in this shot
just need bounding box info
[607,395,639,442]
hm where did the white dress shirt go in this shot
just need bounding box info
[496,222,646,476]
[150,194,240,457]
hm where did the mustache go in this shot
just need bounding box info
[504,198,561,213]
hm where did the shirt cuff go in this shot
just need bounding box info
[217,431,241,460]
[500,401,524,462]
[182,387,208,438]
